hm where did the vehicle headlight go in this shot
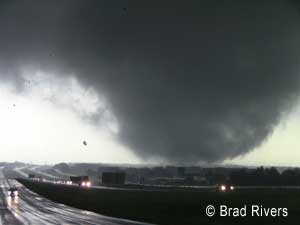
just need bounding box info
[220,185,226,191]
[86,181,91,187]
[230,186,234,190]
[81,182,86,186]
[8,191,11,195]
[14,191,18,196]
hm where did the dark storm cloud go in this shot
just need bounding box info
[1,0,300,163]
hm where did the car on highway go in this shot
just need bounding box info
[217,183,235,192]
[70,176,91,187]
[8,187,19,197]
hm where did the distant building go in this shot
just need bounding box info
[102,172,126,185]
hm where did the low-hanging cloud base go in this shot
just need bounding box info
[1,1,300,164]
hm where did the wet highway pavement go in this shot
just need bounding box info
[0,170,152,225]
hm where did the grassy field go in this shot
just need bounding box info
[18,179,300,225]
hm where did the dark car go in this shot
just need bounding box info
[8,188,19,197]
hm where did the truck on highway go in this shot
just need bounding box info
[70,176,91,187]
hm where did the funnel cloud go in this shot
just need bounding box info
[1,1,300,163]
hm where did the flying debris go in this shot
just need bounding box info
[122,7,128,15]
[83,141,87,146]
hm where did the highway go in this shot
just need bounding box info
[0,170,152,225]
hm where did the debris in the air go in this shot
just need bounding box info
[122,7,128,15]
[83,141,87,146]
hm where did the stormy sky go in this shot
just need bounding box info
[1,0,300,164]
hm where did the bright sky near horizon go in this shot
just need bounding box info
[0,70,140,164]
[225,103,300,167]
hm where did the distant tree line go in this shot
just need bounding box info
[230,167,300,186]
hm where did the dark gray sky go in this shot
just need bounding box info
[1,0,300,164]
